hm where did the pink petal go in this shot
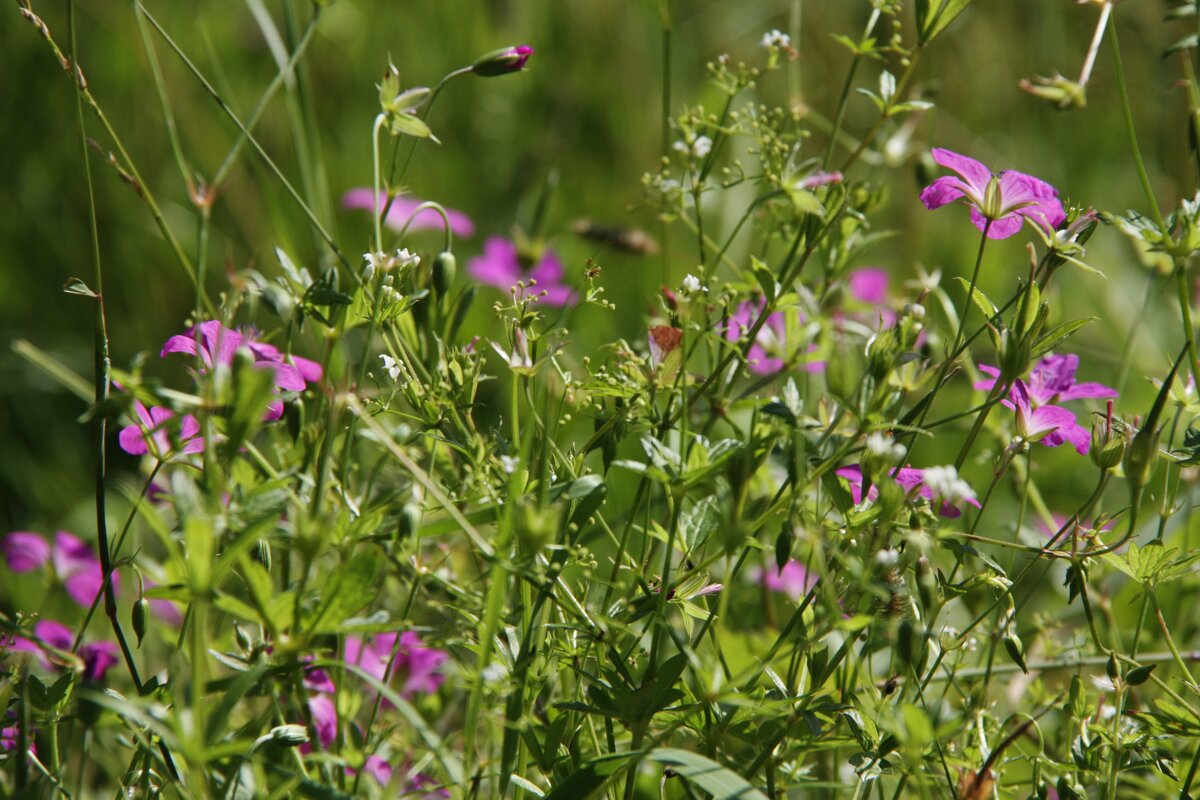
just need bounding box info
[52,532,98,577]
[973,364,1002,394]
[1000,170,1066,232]
[290,355,324,384]
[919,176,969,210]
[1057,382,1119,402]
[2,532,51,573]
[468,237,523,288]
[64,566,106,608]
[969,207,1025,239]
[847,268,889,305]
[930,148,993,193]
[118,424,150,455]
[308,694,337,748]
[80,641,119,682]
[34,620,75,652]
[342,188,475,238]
[362,755,394,786]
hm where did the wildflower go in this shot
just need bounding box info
[751,560,816,601]
[724,299,823,375]
[344,631,448,700]
[395,248,421,270]
[161,320,322,421]
[307,694,337,749]
[837,464,980,518]
[974,354,1116,404]
[1011,380,1090,454]
[761,29,791,49]
[472,45,535,77]
[10,620,119,682]
[342,188,475,237]
[848,268,889,307]
[468,237,576,306]
[379,354,402,382]
[118,397,204,458]
[499,455,520,474]
[919,148,1066,239]
[866,432,905,462]
[794,170,843,191]
[681,273,706,294]
[673,134,712,160]
[3,530,109,608]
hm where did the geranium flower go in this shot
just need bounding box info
[919,148,1066,239]
[344,631,448,699]
[3,530,109,608]
[161,320,321,421]
[10,620,119,682]
[468,237,576,306]
[1011,380,1090,454]
[750,560,816,601]
[118,397,204,458]
[724,299,824,375]
[837,464,980,518]
[974,354,1117,404]
[342,188,475,238]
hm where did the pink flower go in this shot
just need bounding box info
[974,354,1116,405]
[10,620,119,682]
[836,464,981,518]
[848,268,889,307]
[752,560,816,601]
[307,694,337,749]
[724,299,824,375]
[344,631,448,699]
[919,148,1066,239]
[341,189,475,238]
[6,530,111,608]
[1011,380,1090,454]
[118,398,204,458]
[2,532,51,572]
[161,320,321,422]
[468,237,576,306]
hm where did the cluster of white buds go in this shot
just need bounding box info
[921,465,977,506]
[362,248,421,280]
[673,134,712,160]
[761,29,791,49]
[866,432,905,462]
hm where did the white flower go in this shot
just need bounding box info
[363,251,387,271]
[379,354,401,382]
[921,465,977,506]
[682,273,706,294]
[866,432,904,461]
[499,455,520,474]
[761,29,791,49]
[875,548,899,567]
[395,248,420,269]
[482,662,507,683]
[674,135,712,160]
[1091,674,1117,693]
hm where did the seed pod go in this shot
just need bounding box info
[132,598,149,647]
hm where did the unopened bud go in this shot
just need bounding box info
[132,598,149,647]
[1090,401,1125,470]
[472,45,535,77]
[432,251,456,296]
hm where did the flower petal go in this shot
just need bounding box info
[2,532,51,573]
[919,176,969,210]
[847,268,888,306]
[1000,170,1066,232]
[930,148,992,193]
[468,237,522,288]
[970,207,1025,239]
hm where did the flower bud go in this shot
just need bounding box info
[1090,402,1126,470]
[132,598,149,647]
[432,251,456,297]
[472,45,535,77]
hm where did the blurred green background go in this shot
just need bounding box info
[1,0,1192,530]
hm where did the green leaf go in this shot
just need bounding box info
[919,0,974,44]
[1031,318,1095,359]
[304,551,379,634]
[63,277,99,298]
[953,277,998,320]
[542,752,637,800]
[647,748,770,800]
[388,110,436,141]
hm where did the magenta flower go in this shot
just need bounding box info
[161,320,321,421]
[5,531,111,608]
[919,148,1066,239]
[344,631,448,699]
[2,532,51,572]
[752,560,816,601]
[10,620,119,682]
[468,237,576,306]
[307,694,337,749]
[724,299,824,375]
[118,398,204,458]
[1011,380,1090,454]
[836,464,980,518]
[848,268,889,306]
[974,354,1117,405]
[341,188,475,238]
